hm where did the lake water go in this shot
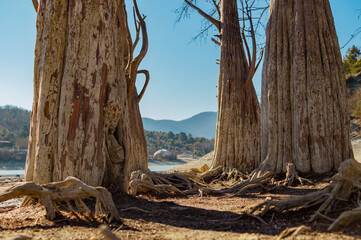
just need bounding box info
[0,170,25,177]
[149,165,180,172]
[0,165,179,177]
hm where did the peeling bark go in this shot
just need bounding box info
[25,0,148,191]
[260,0,352,174]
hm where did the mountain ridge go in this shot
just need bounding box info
[142,111,217,139]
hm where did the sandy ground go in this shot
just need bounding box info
[0,142,361,239]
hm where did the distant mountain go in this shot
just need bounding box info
[142,112,217,139]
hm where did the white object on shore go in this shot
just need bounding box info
[153,149,171,158]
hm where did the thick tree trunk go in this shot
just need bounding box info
[211,0,260,173]
[25,0,148,190]
[260,0,352,174]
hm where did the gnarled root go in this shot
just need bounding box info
[129,170,203,195]
[198,166,249,186]
[328,207,361,231]
[199,171,273,196]
[251,159,361,231]
[129,166,273,197]
[0,176,120,221]
[99,225,120,240]
[276,225,311,239]
[284,163,313,186]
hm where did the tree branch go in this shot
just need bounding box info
[211,37,221,46]
[136,70,150,103]
[122,3,134,76]
[245,0,258,89]
[211,0,221,19]
[132,8,141,52]
[184,0,221,32]
[32,0,39,12]
[255,47,264,73]
[240,1,251,65]
[127,0,149,102]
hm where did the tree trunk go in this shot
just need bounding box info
[260,0,352,174]
[211,0,260,173]
[25,0,148,190]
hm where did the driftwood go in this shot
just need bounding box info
[251,159,361,231]
[0,176,120,221]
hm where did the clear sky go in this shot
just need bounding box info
[0,1,360,121]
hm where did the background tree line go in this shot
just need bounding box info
[0,105,30,149]
[0,105,214,160]
[145,130,214,157]
[343,46,361,121]
[343,45,361,76]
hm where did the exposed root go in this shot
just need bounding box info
[251,159,361,231]
[99,224,120,240]
[244,212,268,225]
[198,166,249,186]
[0,176,120,221]
[328,207,361,231]
[276,225,311,239]
[129,170,202,195]
[284,163,313,186]
[200,171,273,196]
[130,166,273,197]
[120,207,150,213]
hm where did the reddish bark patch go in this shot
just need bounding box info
[67,98,80,141]
[83,97,90,137]
[96,45,100,65]
[60,152,67,178]
[97,20,103,34]
[44,101,50,119]
[91,71,97,87]
[94,64,108,169]
[81,3,86,21]
[51,70,58,80]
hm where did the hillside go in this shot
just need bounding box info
[0,106,30,133]
[142,112,217,139]
[0,105,30,148]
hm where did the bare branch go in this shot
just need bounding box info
[32,0,39,12]
[255,47,264,73]
[341,27,361,49]
[128,0,149,102]
[211,0,221,18]
[254,5,270,33]
[136,70,150,103]
[245,0,258,89]
[132,8,141,51]
[122,3,134,75]
[211,37,221,46]
[240,1,251,65]
[184,0,221,32]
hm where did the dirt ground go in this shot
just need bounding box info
[0,174,361,240]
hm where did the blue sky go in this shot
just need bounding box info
[0,1,360,120]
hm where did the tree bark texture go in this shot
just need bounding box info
[25,0,148,190]
[211,0,260,173]
[260,0,352,174]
